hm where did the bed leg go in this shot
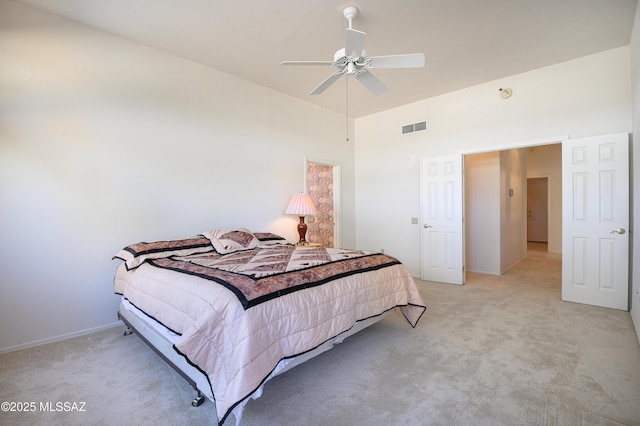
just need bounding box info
[192,389,205,407]
[117,311,133,336]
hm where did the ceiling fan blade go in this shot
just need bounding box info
[355,70,387,96]
[310,69,346,95]
[345,28,367,58]
[281,60,334,66]
[367,53,425,69]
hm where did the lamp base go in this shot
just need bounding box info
[297,216,308,243]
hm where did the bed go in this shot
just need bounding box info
[113,229,426,425]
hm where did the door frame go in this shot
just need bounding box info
[422,133,630,310]
[304,158,342,248]
[461,132,632,310]
[460,136,565,263]
[456,136,565,280]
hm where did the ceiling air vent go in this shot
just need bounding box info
[401,121,427,135]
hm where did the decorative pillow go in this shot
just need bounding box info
[254,232,293,247]
[113,237,214,270]
[202,229,260,254]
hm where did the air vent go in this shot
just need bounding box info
[401,121,427,135]
[402,124,414,134]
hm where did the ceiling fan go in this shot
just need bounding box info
[281,6,425,96]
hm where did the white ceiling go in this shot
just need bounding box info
[17,0,638,118]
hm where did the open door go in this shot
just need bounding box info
[562,133,629,310]
[420,155,464,284]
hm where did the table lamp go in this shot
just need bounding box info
[284,193,317,244]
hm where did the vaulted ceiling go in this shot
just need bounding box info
[16,0,639,117]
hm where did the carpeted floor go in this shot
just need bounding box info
[1,248,639,426]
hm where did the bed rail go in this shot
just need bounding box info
[117,311,205,407]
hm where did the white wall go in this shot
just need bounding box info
[355,47,632,277]
[630,2,640,343]
[465,152,501,274]
[465,144,560,276]
[499,149,527,273]
[0,2,355,352]
[2,2,637,352]
[526,144,562,253]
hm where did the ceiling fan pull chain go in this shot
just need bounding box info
[345,75,350,142]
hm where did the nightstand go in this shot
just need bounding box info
[296,242,323,248]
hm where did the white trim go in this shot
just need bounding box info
[432,134,566,288]
[333,164,343,248]
[460,135,567,155]
[0,321,122,354]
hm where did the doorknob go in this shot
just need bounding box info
[609,228,626,234]
[424,224,432,229]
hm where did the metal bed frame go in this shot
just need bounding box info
[117,299,396,415]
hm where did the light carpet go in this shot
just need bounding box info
[1,251,639,425]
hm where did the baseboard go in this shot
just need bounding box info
[0,321,123,354]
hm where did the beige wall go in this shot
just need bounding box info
[465,144,561,276]
[465,152,501,274]
[499,148,528,273]
[526,144,562,253]
[355,47,632,276]
[630,1,640,341]
[0,2,356,352]
[2,1,638,351]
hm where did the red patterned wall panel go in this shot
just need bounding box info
[306,162,334,248]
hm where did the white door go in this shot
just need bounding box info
[527,178,548,242]
[562,133,629,310]
[420,155,464,284]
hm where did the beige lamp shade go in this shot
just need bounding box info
[285,193,316,244]
[284,193,316,216]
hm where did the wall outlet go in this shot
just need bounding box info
[380,249,385,254]
[411,217,418,224]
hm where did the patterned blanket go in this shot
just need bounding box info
[114,233,426,424]
[148,246,401,309]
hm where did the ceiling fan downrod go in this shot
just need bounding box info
[343,6,358,29]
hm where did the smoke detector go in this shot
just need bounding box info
[499,88,513,99]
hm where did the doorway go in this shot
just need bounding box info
[422,135,629,311]
[463,144,561,276]
[305,160,341,248]
[527,177,548,243]
[462,149,560,273]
